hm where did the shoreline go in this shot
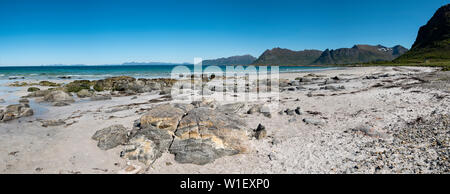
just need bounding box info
[0,66,449,174]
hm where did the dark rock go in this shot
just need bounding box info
[294,107,303,115]
[27,87,40,92]
[43,90,75,104]
[169,107,248,164]
[121,134,161,165]
[64,80,92,93]
[170,138,238,165]
[76,89,93,98]
[0,104,33,122]
[92,125,128,150]
[254,124,267,140]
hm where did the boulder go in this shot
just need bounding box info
[65,80,92,93]
[92,125,129,150]
[120,135,160,165]
[25,89,52,98]
[170,138,238,165]
[294,107,303,115]
[254,124,267,140]
[0,104,33,122]
[170,107,248,165]
[43,90,75,104]
[139,103,190,131]
[93,76,136,92]
[76,89,93,98]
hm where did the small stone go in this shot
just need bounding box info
[294,107,303,115]
[254,124,267,140]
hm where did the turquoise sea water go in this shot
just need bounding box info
[0,65,337,81]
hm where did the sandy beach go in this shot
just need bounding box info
[0,66,449,174]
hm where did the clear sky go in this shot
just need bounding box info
[0,0,447,66]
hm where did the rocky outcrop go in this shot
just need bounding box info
[64,80,92,93]
[395,4,450,62]
[27,87,40,92]
[0,103,33,122]
[117,103,250,165]
[43,90,75,106]
[91,76,177,94]
[92,125,129,150]
[253,124,267,140]
[76,89,93,98]
[120,103,194,164]
[169,107,248,164]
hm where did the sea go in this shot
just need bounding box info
[0,65,337,81]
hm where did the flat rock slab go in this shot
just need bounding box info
[92,125,129,150]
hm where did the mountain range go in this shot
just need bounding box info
[39,4,449,67]
[251,48,323,65]
[312,45,408,65]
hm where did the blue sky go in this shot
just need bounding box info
[0,0,447,66]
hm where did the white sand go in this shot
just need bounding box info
[0,66,448,174]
